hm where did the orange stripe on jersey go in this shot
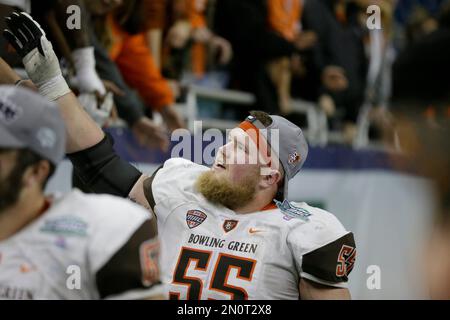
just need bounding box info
[261,202,277,211]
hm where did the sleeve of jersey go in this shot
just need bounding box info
[85,196,160,299]
[95,220,162,300]
[287,212,356,288]
[146,158,202,222]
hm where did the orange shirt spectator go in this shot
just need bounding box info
[189,0,207,28]
[188,0,208,76]
[267,0,302,41]
[108,14,174,111]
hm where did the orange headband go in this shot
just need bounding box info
[238,120,272,166]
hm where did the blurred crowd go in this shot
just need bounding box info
[0,0,450,147]
[1,0,450,300]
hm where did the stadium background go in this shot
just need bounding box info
[2,0,449,299]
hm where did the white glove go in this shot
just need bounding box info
[71,47,106,95]
[77,92,113,127]
[3,12,70,101]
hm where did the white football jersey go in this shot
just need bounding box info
[150,158,356,300]
[0,190,155,300]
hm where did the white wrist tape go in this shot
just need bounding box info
[37,74,71,101]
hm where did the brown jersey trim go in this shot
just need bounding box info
[143,165,163,211]
[301,232,356,284]
[95,220,160,299]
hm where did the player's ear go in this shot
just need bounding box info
[23,160,50,189]
[259,168,282,189]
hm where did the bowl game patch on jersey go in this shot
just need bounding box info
[186,210,207,229]
[275,199,312,221]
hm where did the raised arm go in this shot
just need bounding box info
[0,56,21,84]
[3,12,103,151]
[2,12,150,208]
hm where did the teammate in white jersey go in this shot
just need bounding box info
[3,12,356,299]
[0,86,161,299]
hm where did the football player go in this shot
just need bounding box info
[0,86,160,299]
[3,12,356,300]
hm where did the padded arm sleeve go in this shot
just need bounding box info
[67,133,142,197]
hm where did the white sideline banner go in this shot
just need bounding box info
[47,161,435,299]
[290,170,435,299]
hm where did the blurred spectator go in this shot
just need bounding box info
[394,0,447,48]
[318,0,368,140]
[389,25,450,298]
[1,1,115,127]
[214,0,367,141]
[354,0,396,143]
[29,1,106,95]
[90,28,170,150]
[406,5,439,43]
[214,0,300,115]
[28,0,170,150]
[144,0,166,69]
[78,0,170,150]
[163,0,232,81]
[265,0,302,115]
[290,0,347,108]
[439,0,450,27]
[89,0,184,132]
[2,1,171,151]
